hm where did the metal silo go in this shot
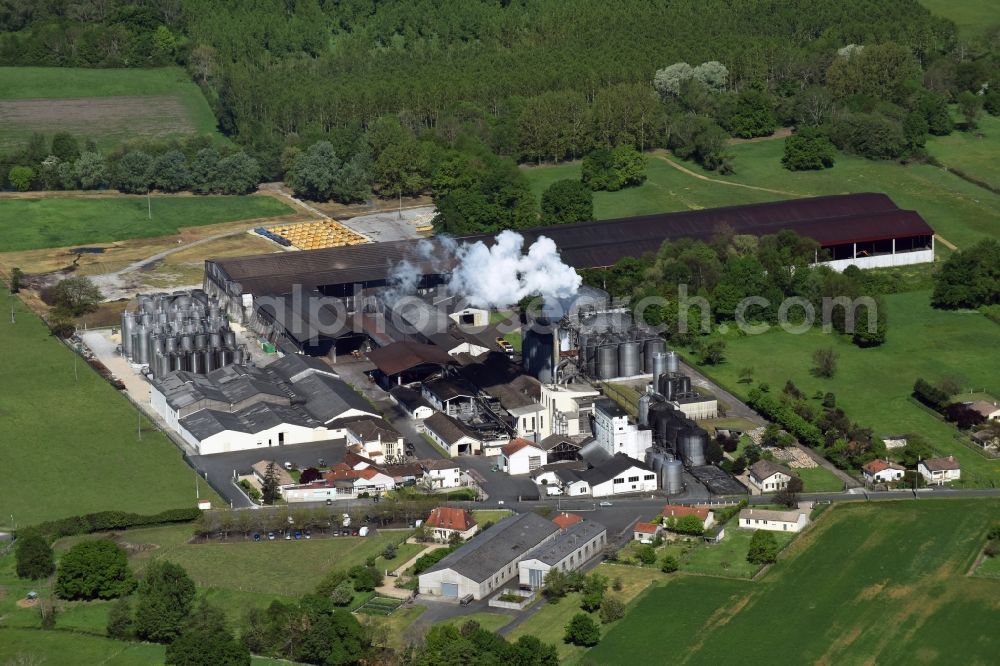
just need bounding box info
[135,325,149,364]
[204,349,216,373]
[121,311,134,357]
[194,333,207,351]
[678,375,692,395]
[224,330,236,347]
[165,335,178,354]
[643,338,666,373]
[190,350,204,374]
[596,344,618,379]
[666,351,679,374]
[618,341,641,378]
[651,351,668,383]
[682,428,707,466]
[637,393,652,427]
[151,334,165,357]
[664,459,684,494]
[180,335,193,352]
[219,348,233,367]
[209,332,222,349]
[659,374,675,400]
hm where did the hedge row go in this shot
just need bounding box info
[746,388,824,448]
[19,508,201,541]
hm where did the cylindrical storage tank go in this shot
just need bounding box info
[596,344,618,380]
[637,393,652,427]
[135,325,149,365]
[666,351,679,374]
[683,428,707,466]
[140,296,156,314]
[659,374,675,400]
[233,348,245,365]
[219,348,234,367]
[190,350,204,374]
[180,335,193,352]
[224,330,236,347]
[617,341,641,378]
[166,352,179,372]
[151,334,164,356]
[121,312,133,357]
[194,333,207,351]
[643,338,666,374]
[165,336,178,354]
[204,349,216,373]
[678,375,692,395]
[664,460,684,494]
[665,421,684,451]
[209,332,222,349]
[175,294,192,310]
[651,351,668,383]
[140,312,154,327]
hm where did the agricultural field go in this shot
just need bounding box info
[919,0,999,39]
[585,499,1000,665]
[0,194,293,253]
[679,291,1000,485]
[927,112,1000,192]
[523,141,1000,251]
[0,296,218,528]
[0,67,226,151]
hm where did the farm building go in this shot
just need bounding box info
[389,385,435,419]
[418,512,561,601]
[739,508,810,533]
[517,519,607,589]
[205,193,934,355]
[918,456,962,485]
[423,412,483,457]
[499,438,547,475]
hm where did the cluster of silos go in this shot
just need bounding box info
[579,334,666,380]
[121,290,247,378]
[646,448,685,494]
[647,400,709,468]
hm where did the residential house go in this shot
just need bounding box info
[340,416,405,460]
[551,512,583,530]
[967,400,1000,422]
[531,461,592,497]
[748,460,797,493]
[517,520,607,590]
[633,522,663,544]
[918,456,961,485]
[862,459,906,484]
[420,458,463,489]
[425,507,479,543]
[739,508,810,532]
[661,505,716,531]
[423,412,482,456]
[499,438,547,475]
[419,512,561,600]
[323,463,396,493]
[251,460,296,491]
[581,453,657,497]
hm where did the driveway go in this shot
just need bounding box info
[681,358,765,426]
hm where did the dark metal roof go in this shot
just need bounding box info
[423,411,477,445]
[209,194,933,296]
[578,453,652,486]
[522,519,607,565]
[366,341,455,376]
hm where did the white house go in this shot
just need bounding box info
[419,512,561,600]
[739,507,810,533]
[342,417,405,460]
[592,399,653,462]
[517,520,607,589]
[420,458,463,489]
[423,412,482,456]
[633,522,662,543]
[581,453,657,498]
[748,460,797,493]
[918,456,961,485]
[499,438,547,475]
[968,400,1000,422]
[425,507,478,543]
[862,459,906,484]
[448,307,490,328]
[661,505,716,531]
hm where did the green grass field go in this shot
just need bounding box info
[919,0,999,39]
[523,142,1000,251]
[927,112,1000,192]
[0,297,218,528]
[680,291,1000,484]
[444,611,514,633]
[585,499,1000,665]
[977,552,1000,579]
[0,66,226,150]
[0,195,292,252]
[795,465,847,492]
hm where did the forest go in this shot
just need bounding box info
[1,0,998,232]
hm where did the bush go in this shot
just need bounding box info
[581,145,646,191]
[541,179,594,224]
[55,540,135,600]
[599,596,626,623]
[106,597,134,639]
[913,378,949,411]
[782,127,835,170]
[636,544,657,565]
[383,543,397,560]
[564,613,601,646]
[15,534,55,580]
[660,554,679,573]
[238,479,261,502]
[20,508,201,542]
[826,112,906,160]
[330,580,355,606]
[411,546,456,575]
[746,530,779,565]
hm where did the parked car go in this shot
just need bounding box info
[497,500,505,506]
[283,461,293,470]
[340,529,351,536]
[267,532,275,540]
[599,501,613,507]
[304,529,311,540]
[253,533,261,542]
[285,532,292,540]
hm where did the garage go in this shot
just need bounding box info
[441,582,459,598]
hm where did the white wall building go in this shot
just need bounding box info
[499,438,547,475]
[517,520,607,589]
[862,459,906,484]
[739,508,810,533]
[582,453,658,497]
[423,412,482,456]
[593,398,653,462]
[538,383,600,439]
[918,456,961,485]
[748,460,797,493]
[178,403,330,455]
[420,459,463,489]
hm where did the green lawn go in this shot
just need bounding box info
[927,112,1000,192]
[0,628,290,665]
[795,465,847,493]
[977,553,1000,579]
[523,143,1000,251]
[585,499,1000,665]
[0,195,292,252]
[0,297,219,528]
[681,291,1000,485]
[681,524,795,579]
[444,611,514,633]
[919,0,999,39]
[0,66,226,150]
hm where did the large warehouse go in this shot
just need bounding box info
[204,193,933,353]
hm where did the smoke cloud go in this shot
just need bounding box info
[448,230,581,308]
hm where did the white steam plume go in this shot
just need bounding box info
[448,230,581,308]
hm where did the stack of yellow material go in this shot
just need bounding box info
[267,220,369,250]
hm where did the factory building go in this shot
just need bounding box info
[593,399,653,461]
[204,193,934,356]
[517,519,607,589]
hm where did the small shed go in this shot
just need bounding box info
[704,524,725,544]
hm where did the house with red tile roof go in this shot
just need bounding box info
[323,464,395,492]
[662,504,716,530]
[633,521,663,544]
[499,438,547,475]
[552,512,583,530]
[862,459,905,484]
[425,507,479,543]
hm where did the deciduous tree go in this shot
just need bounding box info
[55,540,135,600]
